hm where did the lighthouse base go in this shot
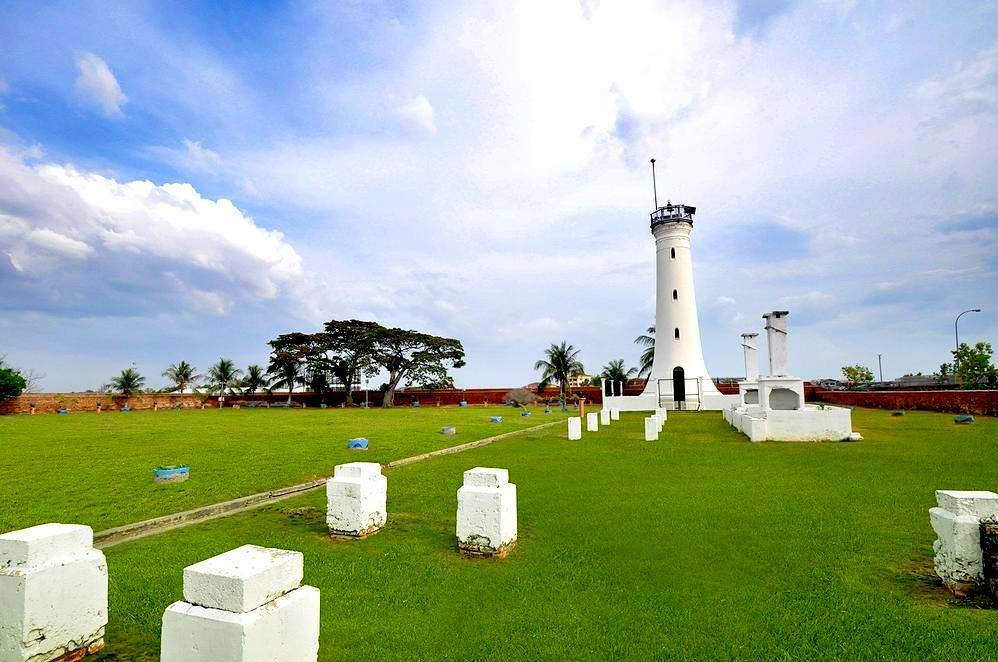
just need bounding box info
[604,393,737,412]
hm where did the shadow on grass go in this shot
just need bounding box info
[896,555,996,610]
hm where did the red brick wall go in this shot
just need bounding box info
[811,389,998,416]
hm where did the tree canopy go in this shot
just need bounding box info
[366,325,465,407]
[0,366,27,400]
[952,341,996,389]
[841,364,873,389]
[634,326,655,378]
[162,361,199,394]
[111,368,145,395]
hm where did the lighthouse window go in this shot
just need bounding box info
[670,248,676,259]
[672,289,678,300]
[674,327,680,340]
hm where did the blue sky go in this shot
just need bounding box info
[1,0,996,391]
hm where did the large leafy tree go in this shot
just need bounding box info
[534,341,585,401]
[111,368,146,395]
[952,341,996,389]
[317,320,382,405]
[162,361,200,394]
[208,358,242,396]
[634,325,655,378]
[242,364,269,394]
[601,359,638,392]
[367,326,465,408]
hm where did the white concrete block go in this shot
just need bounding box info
[600,409,610,425]
[326,462,388,537]
[610,408,620,420]
[644,417,658,441]
[936,490,998,519]
[457,467,517,557]
[161,585,320,662]
[655,407,668,422]
[567,417,582,440]
[0,523,107,662]
[586,412,599,432]
[183,545,303,614]
[930,507,984,589]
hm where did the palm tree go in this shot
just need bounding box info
[601,359,638,392]
[162,361,200,394]
[634,325,655,378]
[534,341,585,402]
[242,364,269,394]
[208,358,242,396]
[267,351,301,405]
[110,368,145,395]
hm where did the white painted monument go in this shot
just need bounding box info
[0,523,108,662]
[929,490,998,596]
[160,544,320,662]
[600,409,610,425]
[737,333,760,407]
[644,417,659,441]
[604,162,735,412]
[456,467,517,558]
[724,311,853,441]
[326,462,388,538]
[586,412,599,432]
[567,416,582,440]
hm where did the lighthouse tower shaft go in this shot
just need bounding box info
[640,205,721,407]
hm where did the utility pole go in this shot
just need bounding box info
[877,354,883,383]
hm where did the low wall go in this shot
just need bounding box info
[810,389,998,416]
[0,385,637,415]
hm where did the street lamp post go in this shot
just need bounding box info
[877,354,883,383]
[954,309,982,356]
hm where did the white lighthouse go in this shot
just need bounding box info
[606,160,734,412]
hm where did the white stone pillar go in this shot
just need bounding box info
[586,412,599,432]
[600,409,610,425]
[644,417,658,441]
[741,333,759,381]
[567,417,582,440]
[930,490,998,596]
[161,545,320,662]
[326,462,387,538]
[610,408,620,421]
[0,524,108,662]
[762,311,790,376]
[456,468,517,557]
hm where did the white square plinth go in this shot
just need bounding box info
[586,412,599,432]
[930,490,998,595]
[457,467,517,557]
[183,545,303,614]
[0,523,107,662]
[567,417,582,440]
[326,462,388,537]
[600,409,610,425]
[644,417,658,441]
[161,585,320,662]
[610,409,620,420]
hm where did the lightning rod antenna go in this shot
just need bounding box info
[650,157,659,209]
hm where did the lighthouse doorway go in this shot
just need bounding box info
[673,367,686,402]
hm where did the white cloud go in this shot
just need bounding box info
[397,95,436,134]
[26,228,93,259]
[0,144,308,316]
[73,52,127,118]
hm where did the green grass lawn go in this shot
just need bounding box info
[77,408,998,660]
[0,405,566,532]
